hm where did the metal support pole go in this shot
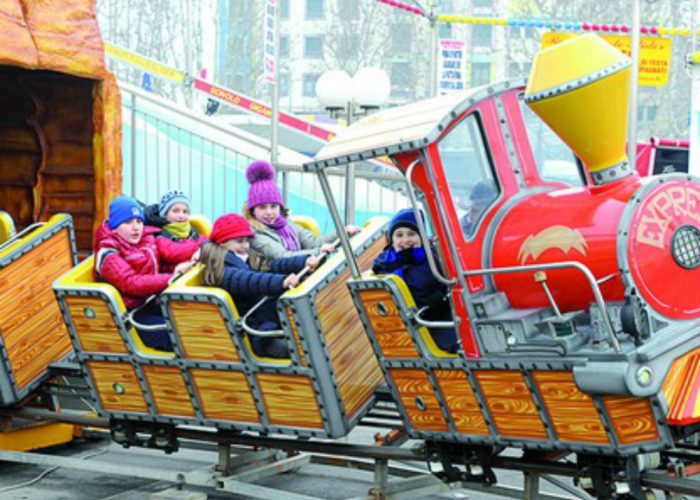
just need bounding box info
[428,2,439,97]
[627,0,641,171]
[216,443,231,474]
[270,0,281,170]
[130,92,137,197]
[524,472,540,500]
[371,458,389,498]
[343,101,355,224]
[317,169,361,278]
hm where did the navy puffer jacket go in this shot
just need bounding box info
[221,251,307,329]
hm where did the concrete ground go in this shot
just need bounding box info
[0,426,588,500]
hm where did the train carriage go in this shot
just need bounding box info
[304,33,700,495]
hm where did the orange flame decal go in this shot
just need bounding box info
[517,225,588,264]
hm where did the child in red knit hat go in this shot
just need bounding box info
[243,160,359,262]
[198,213,321,358]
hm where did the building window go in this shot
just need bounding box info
[472,25,492,48]
[392,24,412,53]
[509,62,520,78]
[438,23,452,39]
[303,73,320,97]
[338,0,359,19]
[304,36,323,59]
[471,62,491,86]
[473,0,492,8]
[280,0,289,18]
[280,35,290,58]
[280,72,290,97]
[306,0,324,19]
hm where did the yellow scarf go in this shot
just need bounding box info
[163,221,191,239]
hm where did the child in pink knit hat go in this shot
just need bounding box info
[244,160,358,262]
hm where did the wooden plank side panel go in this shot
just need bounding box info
[142,365,195,418]
[87,361,148,414]
[190,369,259,423]
[0,229,75,389]
[533,371,608,445]
[388,368,449,432]
[604,396,659,445]
[257,373,324,429]
[286,307,307,367]
[475,370,547,441]
[434,370,488,436]
[316,239,384,419]
[65,296,127,354]
[356,288,418,358]
[169,301,239,361]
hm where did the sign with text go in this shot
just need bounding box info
[437,39,467,95]
[264,0,277,84]
[690,58,700,176]
[541,32,673,87]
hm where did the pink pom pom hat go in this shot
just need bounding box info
[246,160,283,209]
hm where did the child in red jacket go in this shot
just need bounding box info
[144,190,204,273]
[94,195,191,351]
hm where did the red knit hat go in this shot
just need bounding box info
[209,213,254,244]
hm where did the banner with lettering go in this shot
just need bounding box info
[437,39,467,95]
[541,32,672,87]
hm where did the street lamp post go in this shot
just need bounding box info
[315,68,391,224]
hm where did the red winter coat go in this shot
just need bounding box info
[93,222,172,310]
[156,234,205,273]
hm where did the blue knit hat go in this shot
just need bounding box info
[388,208,422,241]
[108,195,144,230]
[159,190,190,218]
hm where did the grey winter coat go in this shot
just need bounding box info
[250,222,334,261]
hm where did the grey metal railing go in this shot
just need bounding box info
[119,83,407,230]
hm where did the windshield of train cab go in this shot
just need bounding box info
[437,112,500,242]
[518,95,586,187]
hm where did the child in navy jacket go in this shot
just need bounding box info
[199,213,320,358]
[372,208,458,353]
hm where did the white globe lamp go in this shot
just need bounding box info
[352,67,391,109]
[315,70,353,111]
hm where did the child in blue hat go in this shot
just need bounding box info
[372,208,458,353]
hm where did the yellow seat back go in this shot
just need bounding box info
[0,211,15,245]
[290,215,320,237]
[190,214,211,237]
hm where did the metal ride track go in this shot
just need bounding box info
[2,406,700,499]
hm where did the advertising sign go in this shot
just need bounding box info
[437,39,467,95]
[264,0,277,84]
[541,32,673,87]
[690,53,700,176]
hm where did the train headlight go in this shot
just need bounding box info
[635,366,654,387]
[671,225,700,270]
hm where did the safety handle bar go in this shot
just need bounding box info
[125,294,168,332]
[463,260,621,353]
[412,306,457,329]
[240,296,285,337]
[0,222,45,252]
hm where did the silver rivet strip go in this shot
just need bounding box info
[524,59,631,104]
[591,160,633,185]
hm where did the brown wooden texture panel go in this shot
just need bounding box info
[533,371,608,445]
[286,307,307,366]
[0,228,74,389]
[315,238,384,419]
[434,370,488,435]
[65,296,127,354]
[604,396,659,445]
[257,373,323,428]
[475,370,547,440]
[190,369,259,423]
[169,301,239,361]
[388,368,449,432]
[87,361,148,414]
[357,288,418,358]
[142,365,195,418]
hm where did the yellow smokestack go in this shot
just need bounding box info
[524,34,633,185]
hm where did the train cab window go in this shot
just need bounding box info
[519,97,586,187]
[438,113,499,240]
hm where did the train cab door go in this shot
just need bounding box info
[415,95,523,357]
